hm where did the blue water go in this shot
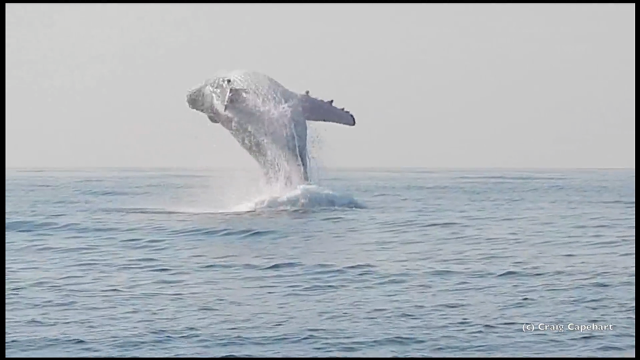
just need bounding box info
[5,168,635,357]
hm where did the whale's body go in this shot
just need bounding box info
[187,71,355,187]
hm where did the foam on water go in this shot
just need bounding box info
[158,184,364,215]
[230,184,365,212]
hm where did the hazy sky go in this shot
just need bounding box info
[6,4,635,169]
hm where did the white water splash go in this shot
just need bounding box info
[306,122,326,183]
[230,184,365,212]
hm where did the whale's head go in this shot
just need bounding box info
[187,77,240,126]
[186,83,215,115]
[187,77,237,117]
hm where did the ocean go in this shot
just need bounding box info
[5,168,635,357]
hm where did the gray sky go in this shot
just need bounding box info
[6,4,635,169]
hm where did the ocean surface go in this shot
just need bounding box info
[5,168,635,357]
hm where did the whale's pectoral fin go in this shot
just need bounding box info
[300,93,356,126]
[223,88,249,112]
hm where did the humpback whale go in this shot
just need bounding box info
[186,70,356,187]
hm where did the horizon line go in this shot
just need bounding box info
[5,166,635,171]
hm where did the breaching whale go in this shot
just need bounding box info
[186,70,356,187]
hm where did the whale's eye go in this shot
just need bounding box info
[226,79,232,85]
